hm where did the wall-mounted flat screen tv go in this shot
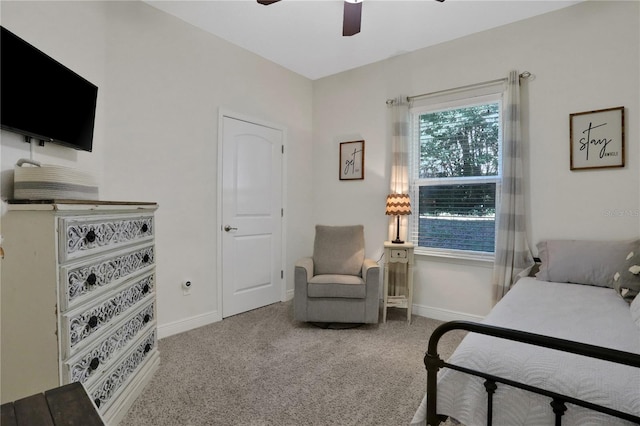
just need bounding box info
[1,26,98,152]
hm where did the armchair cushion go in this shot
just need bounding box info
[308,275,366,298]
[313,225,364,276]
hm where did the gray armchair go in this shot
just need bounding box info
[294,225,380,324]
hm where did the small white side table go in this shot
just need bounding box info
[382,241,415,323]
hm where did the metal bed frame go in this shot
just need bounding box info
[425,321,640,426]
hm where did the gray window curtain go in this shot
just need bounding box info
[492,71,534,302]
[390,98,410,195]
[388,98,410,296]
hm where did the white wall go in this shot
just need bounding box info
[0,0,314,337]
[312,0,640,319]
[101,1,314,335]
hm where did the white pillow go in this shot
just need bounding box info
[613,249,640,301]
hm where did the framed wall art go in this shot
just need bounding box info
[570,106,624,170]
[339,140,365,180]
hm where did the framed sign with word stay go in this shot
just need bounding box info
[570,106,624,170]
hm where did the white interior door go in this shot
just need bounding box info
[220,115,283,318]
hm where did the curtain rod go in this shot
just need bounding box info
[386,71,531,105]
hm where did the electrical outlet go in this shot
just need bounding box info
[183,280,192,295]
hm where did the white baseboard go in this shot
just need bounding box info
[157,300,481,339]
[412,303,484,323]
[284,288,294,301]
[158,292,294,339]
[157,310,221,339]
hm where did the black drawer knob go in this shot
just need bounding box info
[85,230,96,243]
[87,316,99,329]
[141,223,149,233]
[142,254,150,263]
[87,273,97,286]
[143,314,151,324]
[142,284,150,294]
[89,357,100,371]
[144,343,151,354]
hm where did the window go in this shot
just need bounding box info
[410,93,503,259]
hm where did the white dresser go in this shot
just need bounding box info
[1,201,159,425]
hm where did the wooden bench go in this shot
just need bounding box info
[1,382,104,426]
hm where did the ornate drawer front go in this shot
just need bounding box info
[63,273,155,352]
[88,330,157,413]
[63,301,156,383]
[390,249,407,259]
[59,214,154,263]
[61,244,154,310]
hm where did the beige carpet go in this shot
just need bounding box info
[120,301,465,426]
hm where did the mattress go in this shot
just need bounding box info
[13,158,99,200]
[412,277,640,426]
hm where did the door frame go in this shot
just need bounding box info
[216,108,287,319]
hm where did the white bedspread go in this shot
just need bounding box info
[411,277,640,426]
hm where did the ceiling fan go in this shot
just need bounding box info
[257,0,445,37]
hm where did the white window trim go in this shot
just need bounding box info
[415,175,500,187]
[409,90,505,261]
[414,246,496,262]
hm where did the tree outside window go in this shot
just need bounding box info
[412,101,502,254]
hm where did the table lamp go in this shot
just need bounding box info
[385,193,411,244]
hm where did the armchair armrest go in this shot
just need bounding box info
[363,258,381,322]
[295,257,314,283]
[362,258,379,280]
[294,257,314,321]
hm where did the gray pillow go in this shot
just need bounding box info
[313,225,365,276]
[536,239,640,288]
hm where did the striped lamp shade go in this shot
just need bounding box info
[385,193,411,216]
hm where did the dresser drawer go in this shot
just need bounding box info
[63,273,155,354]
[63,300,156,384]
[60,244,154,310]
[88,330,157,413]
[390,249,407,259]
[59,213,154,263]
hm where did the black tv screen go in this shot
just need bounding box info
[1,26,98,152]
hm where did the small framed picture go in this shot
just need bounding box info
[339,140,365,180]
[570,106,624,170]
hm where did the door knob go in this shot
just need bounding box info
[224,225,238,232]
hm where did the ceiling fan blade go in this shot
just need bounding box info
[343,1,362,37]
[257,0,281,5]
